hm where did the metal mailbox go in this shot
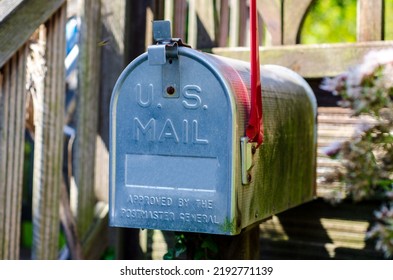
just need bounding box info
[109,21,317,235]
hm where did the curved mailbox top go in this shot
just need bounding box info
[109,46,317,235]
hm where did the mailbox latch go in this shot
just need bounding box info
[147,20,191,63]
[148,21,190,99]
[241,137,255,185]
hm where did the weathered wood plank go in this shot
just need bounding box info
[124,1,148,63]
[357,0,384,42]
[188,0,216,49]
[283,0,314,45]
[259,199,384,259]
[3,50,16,260]
[315,107,377,199]
[0,61,5,260]
[9,45,26,261]
[0,45,27,260]
[153,0,165,20]
[229,0,240,47]
[82,202,109,259]
[97,0,127,204]
[31,4,66,259]
[59,202,108,260]
[72,0,101,241]
[238,0,248,46]
[0,54,12,261]
[164,0,174,23]
[212,41,393,78]
[0,0,66,68]
[0,0,24,22]
[173,0,187,39]
[60,178,83,260]
[218,0,230,47]
[259,0,282,46]
[145,2,154,48]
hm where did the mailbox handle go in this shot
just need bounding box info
[246,0,264,147]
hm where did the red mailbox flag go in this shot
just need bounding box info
[246,0,264,146]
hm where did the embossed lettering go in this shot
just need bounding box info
[121,208,175,221]
[136,83,153,107]
[179,212,219,224]
[133,117,208,144]
[196,199,213,209]
[192,120,208,144]
[178,198,189,207]
[134,118,155,141]
[182,85,202,109]
[158,119,179,143]
[127,195,173,206]
[182,120,189,144]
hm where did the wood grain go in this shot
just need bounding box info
[31,4,66,260]
[357,0,384,42]
[72,0,101,240]
[0,45,27,260]
[212,41,393,78]
[0,0,66,68]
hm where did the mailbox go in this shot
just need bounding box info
[109,21,317,235]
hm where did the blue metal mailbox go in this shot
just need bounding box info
[109,21,317,235]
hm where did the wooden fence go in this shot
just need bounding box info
[0,0,391,260]
[1,0,67,260]
[0,0,106,260]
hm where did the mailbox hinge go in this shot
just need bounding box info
[241,137,255,185]
[148,20,191,99]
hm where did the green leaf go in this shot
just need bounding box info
[174,242,187,258]
[163,250,175,260]
[193,250,205,260]
[201,238,218,254]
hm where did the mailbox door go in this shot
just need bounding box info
[110,47,238,235]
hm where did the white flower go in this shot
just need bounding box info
[322,141,342,157]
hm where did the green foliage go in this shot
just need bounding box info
[163,233,187,260]
[164,232,219,260]
[321,48,393,258]
[101,247,116,260]
[21,221,33,249]
[301,0,357,44]
[21,221,67,253]
[302,0,393,44]
[385,0,393,40]
[220,217,236,234]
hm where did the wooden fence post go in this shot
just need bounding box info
[31,4,67,259]
[72,0,101,242]
[357,0,384,42]
[229,0,240,47]
[0,45,28,260]
[188,0,216,49]
[119,1,145,260]
[259,0,282,45]
[283,0,314,45]
[173,0,188,39]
